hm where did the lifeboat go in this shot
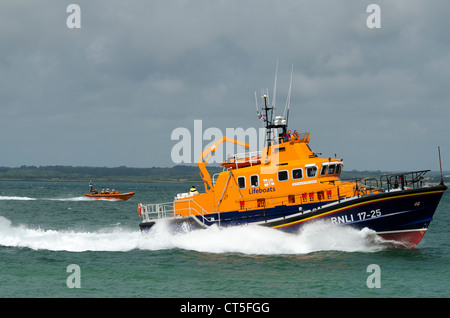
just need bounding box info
[85,192,135,201]
[86,182,135,201]
[136,73,446,248]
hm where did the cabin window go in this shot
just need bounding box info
[237,176,246,189]
[278,170,289,182]
[328,164,336,175]
[320,165,327,176]
[335,164,342,176]
[320,163,341,176]
[250,175,259,187]
[292,168,303,180]
[306,165,318,178]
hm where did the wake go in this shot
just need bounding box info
[0,196,36,201]
[0,195,114,202]
[0,216,387,254]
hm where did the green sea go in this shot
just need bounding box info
[1,181,449,301]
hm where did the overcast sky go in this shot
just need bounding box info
[1,0,450,171]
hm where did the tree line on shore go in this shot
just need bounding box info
[0,165,446,184]
[0,165,219,182]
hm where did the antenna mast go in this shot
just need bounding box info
[284,64,294,128]
[262,90,274,149]
[272,59,278,111]
[257,62,290,150]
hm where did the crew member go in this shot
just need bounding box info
[284,130,292,142]
[89,182,98,194]
[190,186,199,195]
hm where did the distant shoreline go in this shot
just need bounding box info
[0,165,447,184]
[0,165,220,183]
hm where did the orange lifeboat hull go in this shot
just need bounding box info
[85,192,135,201]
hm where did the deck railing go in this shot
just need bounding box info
[139,198,218,225]
[379,170,429,191]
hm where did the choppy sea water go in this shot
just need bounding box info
[0,181,449,299]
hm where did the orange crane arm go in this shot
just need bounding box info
[198,137,249,191]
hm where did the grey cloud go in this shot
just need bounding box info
[1,0,449,170]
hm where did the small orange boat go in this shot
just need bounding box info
[85,192,135,201]
[86,182,135,201]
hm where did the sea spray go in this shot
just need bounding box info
[0,216,387,254]
[0,216,142,252]
[143,219,386,254]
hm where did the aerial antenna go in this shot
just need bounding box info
[255,91,264,126]
[261,88,274,151]
[283,64,294,127]
[272,59,278,110]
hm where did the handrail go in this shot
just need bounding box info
[379,170,430,191]
[139,198,219,226]
[272,132,311,144]
[139,202,173,222]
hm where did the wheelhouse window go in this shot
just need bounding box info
[237,176,246,189]
[320,163,342,176]
[335,164,342,176]
[278,170,289,182]
[328,164,336,175]
[306,165,318,178]
[292,168,303,180]
[250,175,259,187]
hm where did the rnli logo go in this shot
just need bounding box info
[263,178,275,187]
